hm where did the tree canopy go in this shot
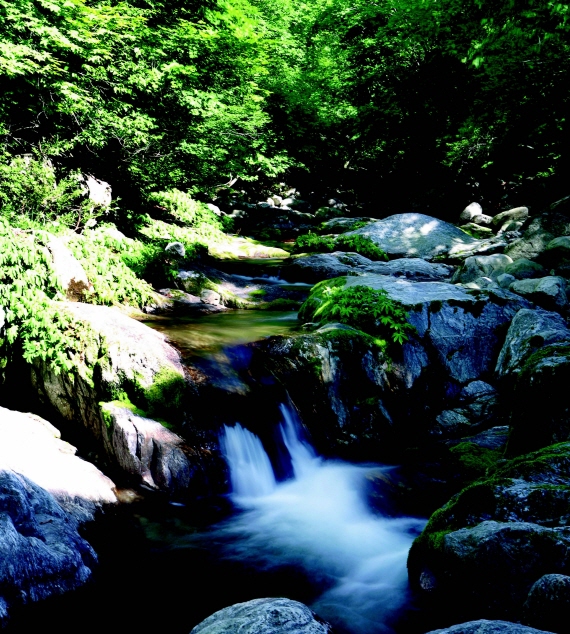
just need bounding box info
[1,0,569,221]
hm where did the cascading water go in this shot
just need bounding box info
[219,404,426,634]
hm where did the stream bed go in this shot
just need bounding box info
[5,301,430,634]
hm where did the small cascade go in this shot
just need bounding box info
[219,406,426,634]
[278,402,318,478]
[219,423,276,498]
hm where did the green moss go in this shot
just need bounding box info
[248,288,266,300]
[141,366,186,422]
[520,343,570,376]
[449,442,502,480]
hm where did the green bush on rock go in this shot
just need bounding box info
[299,277,414,344]
[335,234,388,261]
[292,232,336,254]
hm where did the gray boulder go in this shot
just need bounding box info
[523,573,570,632]
[495,308,570,454]
[0,407,116,523]
[506,211,570,261]
[344,213,480,260]
[492,207,530,227]
[472,214,494,226]
[283,253,454,283]
[0,469,96,626]
[538,236,570,276]
[29,303,201,495]
[451,254,513,284]
[78,173,112,207]
[509,276,568,312]
[190,598,332,634]
[504,259,546,280]
[426,620,551,634]
[101,403,195,495]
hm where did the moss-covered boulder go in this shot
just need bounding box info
[495,308,570,455]
[426,620,553,633]
[29,303,208,495]
[408,443,570,623]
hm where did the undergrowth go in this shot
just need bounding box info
[335,234,388,261]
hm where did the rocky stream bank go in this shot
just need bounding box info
[2,194,570,633]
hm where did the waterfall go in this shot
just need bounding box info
[278,402,318,478]
[218,406,426,634]
[219,423,276,498]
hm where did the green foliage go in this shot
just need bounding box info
[334,234,388,261]
[301,280,415,344]
[0,223,99,379]
[0,154,99,231]
[67,228,155,307]
[292,232,335,253]
[449,442,502,481]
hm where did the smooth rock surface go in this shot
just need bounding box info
[459,202,484,222]
[492,207,529,227]
[451,254,513,284]
[47,236,93,301]
[504,259,546,280]
[344,213,479,260]
[0,406,116,522]
[190,598,332,634]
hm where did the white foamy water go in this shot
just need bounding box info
[219,407,425,634]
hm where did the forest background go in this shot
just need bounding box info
[1,0,569,228]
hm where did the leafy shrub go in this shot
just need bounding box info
[302,281,414,344]
[68,228,155,307]
[0,154,100,231]
[148,190,221,230]
[0,224,98,379]
[334,234,388,261]
[292,231,335,253]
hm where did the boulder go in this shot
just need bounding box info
[319,217,376,234]
[504,259,546,280]
[426,620,551,634]
[495,308,570,454]
[459,202,484,222]
[451,254,513,284]
[0,406,116,522]
[190,598,332,634]
[29,303,205,495]
[523,573,570,632]
[0,469,96,626]
[165,241,185,258]
[472,214,494,226]
[538,236,570,276]
[509,276,568,312]
[344,213,480,260]
[283,253,454,284]
[409,442,570,623]
[253,276,528,453]
[46,236,93,301]
[505,211,570,261]
[497,273,516,289]
[78,174,112,207]
[460,223,494,239]
[100,403,196,495]
[492,207,530,227]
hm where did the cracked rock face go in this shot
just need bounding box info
[0,470,96,626]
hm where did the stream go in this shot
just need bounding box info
[5,272,428,634]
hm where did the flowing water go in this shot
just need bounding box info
[5,291,427,634]
[216,404,426,634]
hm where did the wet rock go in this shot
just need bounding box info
[409,442,570,623]
[0,470,96,626]
[201,289,222,306]
[344,213,480,260]
[523,573,570,632]
[497,273,517,289]
[451,254,513,284]
[426,620,551,634]
[100,403,196,496]
[283,253,454,283]
[495,308,570,454]
[509,276,568,312]
[504,259,546,280]
[190,597,332,634]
